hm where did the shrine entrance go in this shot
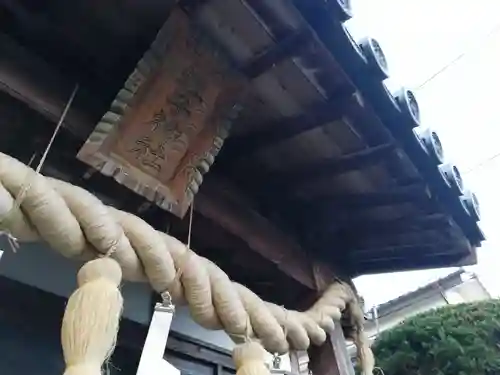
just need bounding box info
[0,276,234,375]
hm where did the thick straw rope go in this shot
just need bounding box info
[0,152,374,375]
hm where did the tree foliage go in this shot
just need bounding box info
[372,300,500,375]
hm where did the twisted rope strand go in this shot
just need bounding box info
[0,152,373,373]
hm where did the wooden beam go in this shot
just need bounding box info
[0,33,100,139]
[349,241,461,258]
[178,0,210,13]
[345,227,456,250]
[220,143,398,228]
[292,0,483,246]
[241,0,292,39]
[182,1,313,80]
[241,28,313,78]
[352,251,472,276]
[198,175,315,289]
[0,33,318,290]
[220,95,352,159]
[303,183,430,211]
[320,213,450,236]
[275,143,396,186]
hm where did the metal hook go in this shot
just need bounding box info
[272,354,282,369]
[160,290,175,311]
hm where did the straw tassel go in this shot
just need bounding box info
[233,342,270,375]
[61,258,123,375]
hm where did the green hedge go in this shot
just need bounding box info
[372,300,500,375]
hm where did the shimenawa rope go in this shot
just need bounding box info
[0,152,374,375]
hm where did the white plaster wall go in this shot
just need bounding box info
[0,239,234,351]
[449,278,491,302]
[364,294,448,337]
[363,278,490,339]
[348,277,492,357]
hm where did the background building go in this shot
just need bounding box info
[349,269,491,359]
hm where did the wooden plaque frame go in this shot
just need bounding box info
[77,8,245,218]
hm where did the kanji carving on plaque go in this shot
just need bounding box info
[77,8,246,217]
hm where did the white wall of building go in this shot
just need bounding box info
[348,274,491,357]
[365,275,490,339]
[364,294,448,338]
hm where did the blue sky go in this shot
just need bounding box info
[349,0,500,307]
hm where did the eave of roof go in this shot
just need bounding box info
[288,1,484,247]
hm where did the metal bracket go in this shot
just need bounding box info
[273,354,282,369]
[290,350,310,375]
[269,353,294,375]
[136,296,179,375]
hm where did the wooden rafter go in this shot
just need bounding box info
[241,0,293,39]
[221,94,353,159]
[289,0,483,247]
[302,183,430,211]
[351,252,473,275]
[349,241,462,258]
[220,142,399,222]
[321,213,450,235]
[308,213,460,258]
[178,0,210,12]
[198,175,316,288]
[241,27,313,78]
[274,143,396,186]
[0,33,97,139]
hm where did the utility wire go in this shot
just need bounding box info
[412,22,500,174]
[463,151,500,175]
[413,22,500,91]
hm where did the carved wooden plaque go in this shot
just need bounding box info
[77,8,246,217]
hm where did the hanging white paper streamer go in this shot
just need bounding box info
[136,302,180,375]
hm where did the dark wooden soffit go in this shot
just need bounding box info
[0,32,324,290]
[241,27,313,79]
[0,33,97,140]
[270,143,396,188]
[220,94,354,159]
[320,213,451,236]
[289,2,483,247]
[350,251,476,276]
[349,241,465,258]
[299,182,430,212]
[198,175,316,288]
